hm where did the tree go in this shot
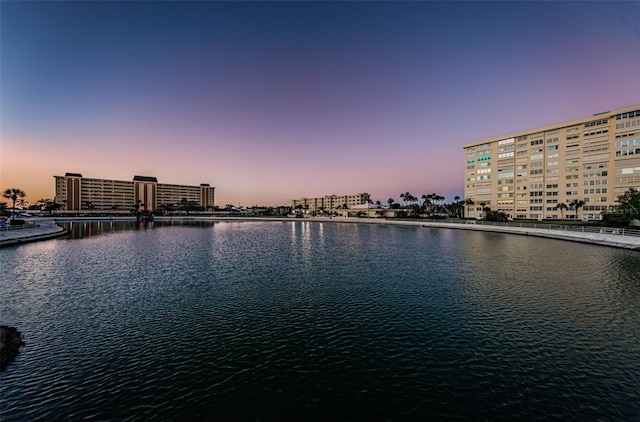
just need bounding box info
[464,198,474,219]
[555,202,568,220]
[2,188,26,220]
[37,199,61,215]
[616,187,640,210]
[602,188,640,227]
[179,198,200,215]
[568,199,585,220]
[451,195,462,218]
[484,209,509,222]
[132,200,143,214]
[46,202,61,215]
[421,194,432,213]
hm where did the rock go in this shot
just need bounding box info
[0,325,25,371]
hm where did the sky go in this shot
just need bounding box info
[2,1,639,207]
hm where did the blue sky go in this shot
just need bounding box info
[2,1,639,206]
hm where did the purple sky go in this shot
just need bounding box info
[2,1,639,207]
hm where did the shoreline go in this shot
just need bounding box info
[1,216,639,250]
[0,223,67,248]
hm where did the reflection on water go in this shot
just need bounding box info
[59,220,218,239]
[1,222,639,421]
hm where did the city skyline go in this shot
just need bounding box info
[2,1,639,206]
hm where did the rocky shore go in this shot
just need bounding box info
[0,325,25,371]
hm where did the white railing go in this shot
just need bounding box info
[0,223,39,231]
[419,219,640,237]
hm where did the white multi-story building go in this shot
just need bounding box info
[292,193,371,212]
[463,104,640,220]
[54,173,215,213]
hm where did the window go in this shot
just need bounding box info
[583,128,609,137]
[615,166,640,175]
[616,148,640,157]
[614,109,640,120]
[583,162,608,170]
[584,118,608,127]
[584,179,607,186]
[615,138,640,148]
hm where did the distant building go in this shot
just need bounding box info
[463,104,640,221]
[54,173,215,213]
[292,193,371,212]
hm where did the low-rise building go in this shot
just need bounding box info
[292,193,371,213]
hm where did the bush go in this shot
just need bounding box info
[484,210,509,222]
[602,211,639,227]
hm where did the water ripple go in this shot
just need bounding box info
[1,222,639,421]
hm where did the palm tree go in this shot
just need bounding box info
[479,202,488,218]
[568,199,585,220]
[555,202,568,221]
[454,196,461,218]
[2,188,26,220]
[400,192,411,207]
[464,198,474,219]
[421,194,432,213]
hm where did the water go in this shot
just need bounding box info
[1,221,639,420]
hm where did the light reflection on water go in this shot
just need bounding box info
[1,221,639,421]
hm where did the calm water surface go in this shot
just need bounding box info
[1,221,639,421]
